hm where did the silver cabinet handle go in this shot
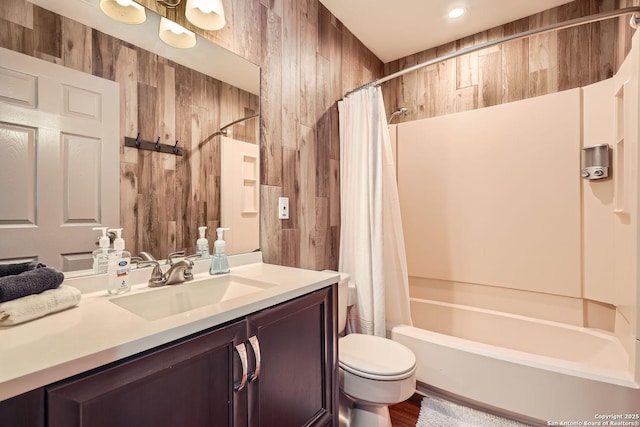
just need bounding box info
[248,335,261,382]
[234,343,248,392]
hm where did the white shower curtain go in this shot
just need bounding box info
[338,86,412,337]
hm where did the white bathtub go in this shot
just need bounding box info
[390,298,640,422]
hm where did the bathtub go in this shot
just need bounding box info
[390,298,640,422]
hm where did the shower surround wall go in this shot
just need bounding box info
[386,0,640,418]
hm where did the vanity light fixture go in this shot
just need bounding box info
[100,0,225,48]
[159,17,197,48]
[185,0,226,31]
[156,0,225,30]
[99,0,146,24]
[448,7,466,19]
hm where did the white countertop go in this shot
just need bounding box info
[0,254,339,401]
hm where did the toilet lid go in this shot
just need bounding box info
[339,334,416,380]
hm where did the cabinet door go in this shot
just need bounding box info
[47,320,247,427]
[246,286,337,427]
[0,388,44,427]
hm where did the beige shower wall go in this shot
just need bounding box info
[582,32,639,364]
[397,47,639,373]
[398,89,582,298]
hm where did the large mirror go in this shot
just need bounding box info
[0,0,260,275]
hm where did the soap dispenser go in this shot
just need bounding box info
[92,227,111,274]
[209,227,230,275]
[107,228,132,295]
[196,226,210,259]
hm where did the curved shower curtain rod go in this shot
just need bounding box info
[194,113,259,151]
[343,7,640,98]
[210,113,259,138]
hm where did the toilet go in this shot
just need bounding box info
[334,272,416,427]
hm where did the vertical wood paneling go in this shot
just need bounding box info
[8,0,629,272]
[0,2,258,259]
[502,18,529,103]
[116,46,139,165]
[281,0,299,150]
[299,0,318,127]
[298,124,317,269]
[260,6,283,188]
[62,17,92,73]
[529,9,559,97]
[557,1,592,90]
[382,0,633,128]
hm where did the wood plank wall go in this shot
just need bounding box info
[0,0,258,259]
[4,0,631,271]
[138,0,384,270]
[381,0,640,123]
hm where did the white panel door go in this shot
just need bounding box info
[220,137,260,254]
[0,47,119,271]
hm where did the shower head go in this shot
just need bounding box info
[387,107,408,124]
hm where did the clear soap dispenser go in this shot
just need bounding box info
[107,228,132,295]
[196,226,210,259]
[92,227,111,274]
[209,227,230,275]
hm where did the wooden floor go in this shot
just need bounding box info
[389,393,422,426]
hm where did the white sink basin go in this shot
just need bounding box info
[110,275,277,321]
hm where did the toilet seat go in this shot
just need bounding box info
[339,334,416,381]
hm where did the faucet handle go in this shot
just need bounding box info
[138,260,165,287]
[185,253,201,266]
[167,251,186,266]
[182,254,201,281]
[139,251,156,261]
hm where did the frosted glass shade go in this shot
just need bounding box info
[158,17,197,48]
[185,0,226,31]
[99,0,146,24]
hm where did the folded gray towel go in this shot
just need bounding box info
[0,260,46,278]
[0,267,64,303]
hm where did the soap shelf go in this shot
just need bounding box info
[124,133,183,156]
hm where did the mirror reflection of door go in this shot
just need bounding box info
[0,47,119,271]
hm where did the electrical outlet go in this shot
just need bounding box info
[278,197,289,219]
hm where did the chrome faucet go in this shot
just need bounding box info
[163,260,195,285]
[139,254,201,287]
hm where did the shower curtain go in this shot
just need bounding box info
[337,86,412,336]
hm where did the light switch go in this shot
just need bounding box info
[278,197,289,219]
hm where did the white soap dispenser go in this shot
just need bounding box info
[196,226,210,259]
[209,227,230,275]
[107,228,132,295]
[92,227,111,274]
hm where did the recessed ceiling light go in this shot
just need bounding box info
[448,7,466,19]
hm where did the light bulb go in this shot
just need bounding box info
[198,5,214,13]
[448,7,466,19]
[115,0,132,6]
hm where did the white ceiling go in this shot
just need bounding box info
[319,0,574,63]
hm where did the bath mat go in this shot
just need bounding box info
[416,395,533,427]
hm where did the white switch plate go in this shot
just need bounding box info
[278,197,289,219]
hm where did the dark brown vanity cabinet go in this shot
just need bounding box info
[43,285,337,427]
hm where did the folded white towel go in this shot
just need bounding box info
[0,285,81,326]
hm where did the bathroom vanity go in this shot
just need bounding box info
[0,257,339,427]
